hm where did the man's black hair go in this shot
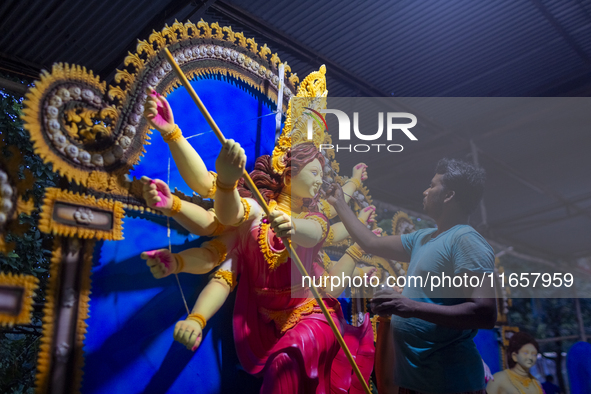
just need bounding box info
[545,375,554,382]
[435,158,486,214]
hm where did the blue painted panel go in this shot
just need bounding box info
[82,217,262,394]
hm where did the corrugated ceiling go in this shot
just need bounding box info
[0,0,590,262]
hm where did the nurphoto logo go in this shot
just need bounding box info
[305,107,418,153]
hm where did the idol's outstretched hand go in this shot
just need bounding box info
[358,205,377,225]
[216,139,246,186]
[140,176,174,213]
[352,162,368,182]
[144,88,175,135]
[269,209,293,238]
[141,249,178,279]
[356,265,378,279]
[174,319,202,351]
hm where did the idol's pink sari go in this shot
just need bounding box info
[232,209,375,393]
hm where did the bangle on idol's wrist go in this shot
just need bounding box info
[168,195,182,216]
[346,177,361,190]
[345,244,364,261]
[187,313,206,329]
[162,124,183,143]
[216,178,238,192]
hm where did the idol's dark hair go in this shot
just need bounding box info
[238,142,324,206]
[435,158,486,214]
[507,331,539,368]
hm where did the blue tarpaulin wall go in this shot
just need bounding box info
[474,328,502,375]
[82,77,277,394]
[567,341,591,394]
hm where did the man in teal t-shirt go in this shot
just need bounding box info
[329,158,496,394]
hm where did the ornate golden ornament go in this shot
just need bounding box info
[202,238,229,267]
[21,20,297,194]
[321,250,334,270]
[324,227,336,247]
[259,298,334,334]
[318,199,334,219]
[391,211,414,236]
[371,315,379,342]
[506,370,543,394]
[213,269,237,291]
[38,188,124,240]
[21,63,126,186]
[305,214,328,239]
[272,65,329,175]
[258,200,312,270]
[232,198,251,226]
[258,200,290,270]
[0,272,39,326]
[0,138,36,254]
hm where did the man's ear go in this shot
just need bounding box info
[284,174,291,187]
[443,190,455,204]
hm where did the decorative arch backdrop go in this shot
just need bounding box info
[19,20,296,393]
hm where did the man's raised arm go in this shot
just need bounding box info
[327,184,410,262]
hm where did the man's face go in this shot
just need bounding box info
[512,343,538,371]
[422,173,446,218]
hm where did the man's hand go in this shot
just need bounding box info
[352,163,368,184]
[326,183,346,207]
[268,208,293,238]
[370,287,416,318]
[141,249,177,279]
[144,88,175,135]
[215,139,246,186]
[174,319,203,351]
[140,176,173,213]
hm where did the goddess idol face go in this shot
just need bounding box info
[288,158,323,199]
[512,343,538,371]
